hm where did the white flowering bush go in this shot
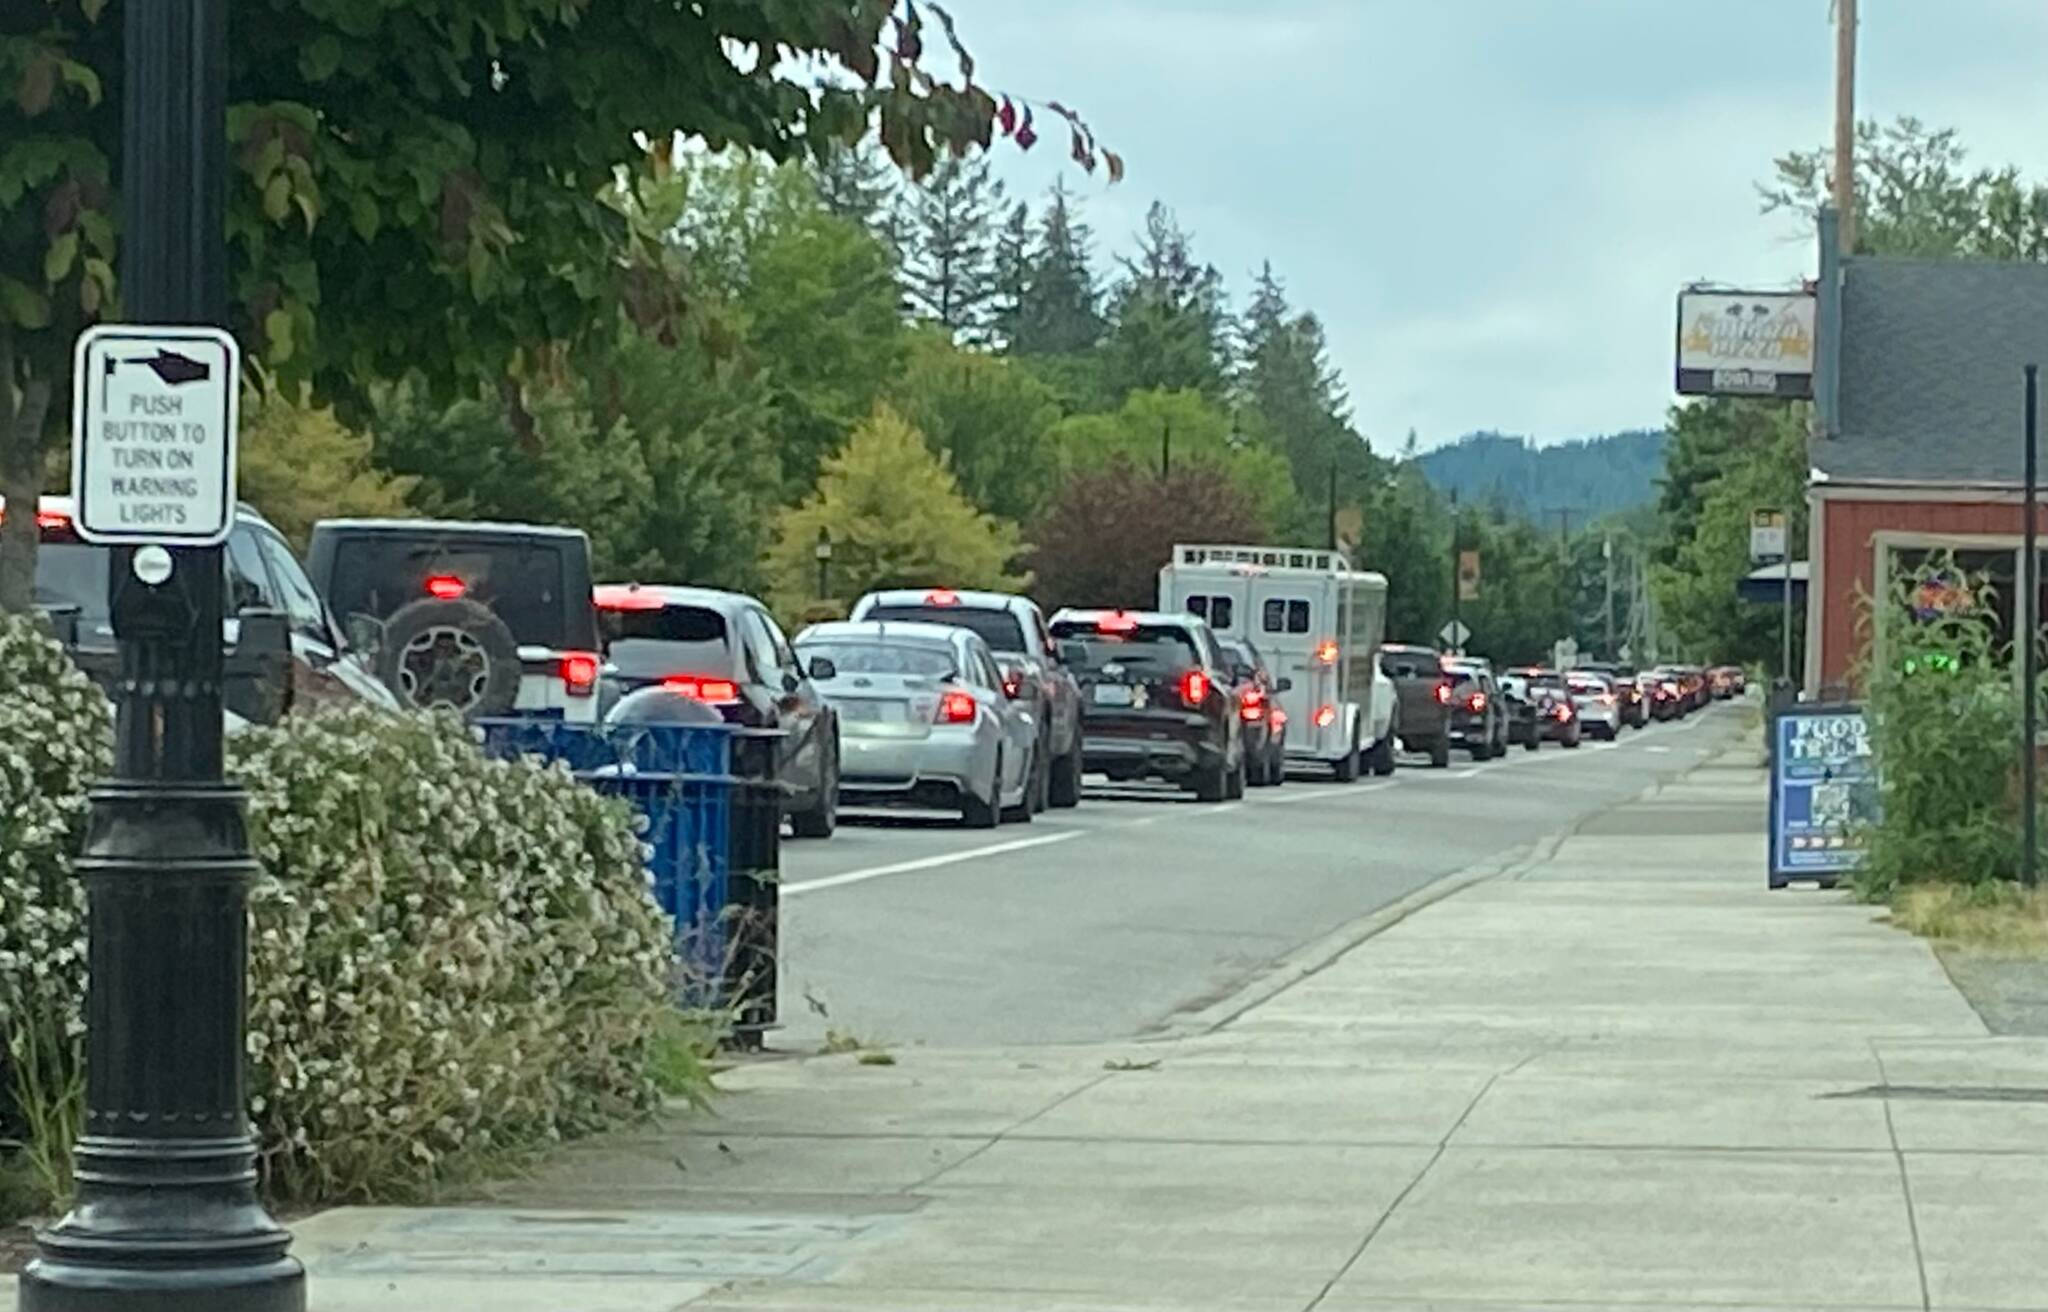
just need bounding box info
[236,707,675,1203]
[0,615,109,1202]
[0,628,676,1210]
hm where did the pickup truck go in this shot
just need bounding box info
[1381,643,1453,767]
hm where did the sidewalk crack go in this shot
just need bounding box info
[1303,1053,1536,1311]
[1872,1044,1933,1312]
[901,1071,1117,1192]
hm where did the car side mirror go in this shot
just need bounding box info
[1057,640,1087,666]
[783,670,801,694]
[1275,676,1294,693]
[807,655,837,681]
[344,612,384,658]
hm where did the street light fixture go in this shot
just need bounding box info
[20,2,304,1308]
[814,526,834,601]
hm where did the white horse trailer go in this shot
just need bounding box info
[1158,544,1390,779]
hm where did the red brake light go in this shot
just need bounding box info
[937,689,978,723]
[1315,640,1340,665]
[1434,682,1453,706]
[34,509,69,529]
[1239,685,1266,721]
[424,574,466,601]
[1181,669,1209,707]
[1098,611,1139,634]
[560,652,601,696]
[1271,707,1289,729]
[1314,704,1337,728]
[1002,673,1022,698]
[926,589,960,607]
[1465,692,1488,713]
[660,676,740,705]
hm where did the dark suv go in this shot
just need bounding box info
[307,518,601,722]
[1219,636,1290,787]
[24,496,395,726]
[1381,644,1454,767]
[594,584,841,838]
[851,588,1084,811]
[1049,608,1244,803]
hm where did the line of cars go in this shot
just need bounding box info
[1382,648,1735,764]
[19,500,1744,835]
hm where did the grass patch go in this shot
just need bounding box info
[1887,882,2048,953]
[647,1011,722,1111]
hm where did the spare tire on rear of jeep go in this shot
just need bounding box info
[376,597,522,718]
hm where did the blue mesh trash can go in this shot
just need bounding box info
[478,719,781,1038]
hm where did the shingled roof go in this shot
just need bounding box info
[1816,254,2048,486]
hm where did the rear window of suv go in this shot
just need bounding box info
[601,605,736,681]
[1381,649,1441,679]
[1051,621,1201,672]
[324,534,584,649]
[865,604,1026,654]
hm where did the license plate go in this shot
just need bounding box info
[839,700,901,722]
[1092,684,1135,707]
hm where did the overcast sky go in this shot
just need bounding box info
[937,0,2048,450]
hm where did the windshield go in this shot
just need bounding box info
[324,534,583,649]
[864,604,1027,653]
[799,640,955,677]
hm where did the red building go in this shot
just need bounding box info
[1805,210,2048,692]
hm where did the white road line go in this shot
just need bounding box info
[783,830,1083,895]
[1257,780,1395,805]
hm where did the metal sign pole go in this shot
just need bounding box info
[1781,506,1795,692]
[21,2,303,1307]
[2025,365,2039,889]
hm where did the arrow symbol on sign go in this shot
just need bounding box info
[102,350,212,410]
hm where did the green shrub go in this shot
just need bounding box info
[1855,559,2030,899]
[0,618,679,1211]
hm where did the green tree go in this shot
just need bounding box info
[1007,180,1104,359]
[1237,261,1367,506]
[990,199,1032,350]
[1051,388,1296,531]
[902,154,1005,341]
[765,403,1026,615]
[1099,202,1230,400]
[813,138,907,262]
[238,377,416,550]
[0,0,1103,609]
[887,328,1061,525]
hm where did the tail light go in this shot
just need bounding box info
[1180,669,1210,707]
[1553,702,1574,721]
[1240,685,1266,722]
[1464,692,1488,713]
[926,589,960,606]
[1098,611,1139,634]
[424,574,467,600]
[1002,672,1023,698]
[1433,682,1452,705]
[1315,640,1340,665]
[1314,704,1337,728]
[1271,707,1289,729]
[1661,681,1679,697]
[1596,693,1616,705]
[660,675,740,705]
[937,689,978,723]
[560,652,601,697]
[34,509,69,529]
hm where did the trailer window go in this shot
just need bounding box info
[1185,595,1235,630]
[1262,598,1310,634]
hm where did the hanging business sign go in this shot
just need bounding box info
[1769,704,1879,889]
[1676,289,1816,399]
[1750,509,1788,564]
[1457,550,1481,601]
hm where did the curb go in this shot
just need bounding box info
[1139,834,1563,1042]
[1143,723,1745,1041]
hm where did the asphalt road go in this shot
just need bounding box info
[774,705,1748,1050]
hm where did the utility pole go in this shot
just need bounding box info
[1602,536,1616,661]
[1834,0,1859,254]
[1160,420,1170,482]
[21,2,304,1308]
[1448,488,1461,650]
[1327,462,1338,552]
[2024,365,2039,889]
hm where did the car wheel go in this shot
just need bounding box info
[1430,737,1452,768]
[962,754,1001,828]
[1332,739,1360,783]
[1029,736,1052,813]
[1002,749,1038,824]
[1564,725,1582,749]
[1194,757,1230,802]
[1268,747,1286,787]
[376,596,521,718]
[1523,732,1540,752]
[1049,730,1084,809]
[1370,731,1397,777]
[789,744,839,839]
[1225,752,1247,800]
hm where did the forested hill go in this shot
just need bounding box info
[1414,429,1668,520]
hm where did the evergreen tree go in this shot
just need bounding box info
[990,201,1033,351]
[1099,202,1231,399]
[902,154,1007,342]
[1237,261,1367,504]
[1008,180,1104,357]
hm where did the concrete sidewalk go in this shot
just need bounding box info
[281,746,2048,1309]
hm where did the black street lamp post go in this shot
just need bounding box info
[815,526,834,601]
[20,2,304,1308]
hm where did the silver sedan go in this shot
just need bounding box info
[795,620,1038,828]
[1566,672,1623,740]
